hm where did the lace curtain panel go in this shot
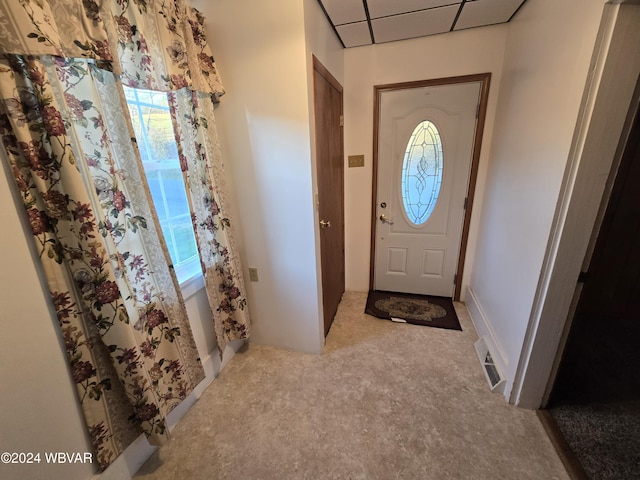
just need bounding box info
[0,0,250,471]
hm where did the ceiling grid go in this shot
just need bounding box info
[317,0,528,48]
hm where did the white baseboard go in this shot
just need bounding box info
[94,434,155,480]
[466,286,512,400]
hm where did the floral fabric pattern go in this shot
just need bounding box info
[0,54,204,470]
[0,0,225,99]
[169,89,251,355]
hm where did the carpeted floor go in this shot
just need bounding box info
[135,291,569,480]
[549,401,640,480]
[548,314,640,479]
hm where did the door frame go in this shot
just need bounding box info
[511,3,640,408]
[370,73,491,300]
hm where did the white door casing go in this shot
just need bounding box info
[374,81,481,296]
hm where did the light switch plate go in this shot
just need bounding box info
[248,268,259,282]
[348,155,365,168]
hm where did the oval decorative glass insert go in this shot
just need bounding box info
[401,120,443,225]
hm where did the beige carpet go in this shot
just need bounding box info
[135,291,569,479]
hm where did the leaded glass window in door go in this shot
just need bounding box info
[401,120,443,225]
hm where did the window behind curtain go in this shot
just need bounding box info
[123,87,200,283]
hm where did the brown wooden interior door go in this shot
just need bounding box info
[313,56,345,336]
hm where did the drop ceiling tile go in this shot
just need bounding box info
[454,0,523,30]
[371,4,459,44]
[336,22,372,47]
[367,0,460,19]
[320,0,366,26]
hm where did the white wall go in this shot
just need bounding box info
[303,0,344,83]
[199,0,326,354]
[343,25,509,296]
[466,0,606,396]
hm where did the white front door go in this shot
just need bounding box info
[374,81,481,296]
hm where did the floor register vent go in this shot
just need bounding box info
[474,337,505,394]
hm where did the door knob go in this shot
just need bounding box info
[320,219,331,228]
[379,214,394,224]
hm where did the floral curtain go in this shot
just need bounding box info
[0,52,203,470]
[169,89,250,353]
[0,0,250,472]
[0,0,225,98]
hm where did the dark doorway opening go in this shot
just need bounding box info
[545,94,640,480]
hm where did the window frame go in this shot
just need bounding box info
[123,87,203,295]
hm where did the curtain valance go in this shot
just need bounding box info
[0,0,225,99]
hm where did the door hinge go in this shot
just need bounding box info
[453,274,458,285]
[339,114,344,127]
[476,103,480,118]
[463,197,468,210]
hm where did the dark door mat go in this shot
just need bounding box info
[365,290,462,331]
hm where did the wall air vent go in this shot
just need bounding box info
[474,336,505,394]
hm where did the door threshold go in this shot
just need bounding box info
[536,409,588,480]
